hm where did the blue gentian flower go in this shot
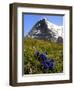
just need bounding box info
[41,59,46,65]
[40,54,47,61]
[47,59,55,69]
[41,59,49,70]
[34,51,55,71]
[43,63,49,69]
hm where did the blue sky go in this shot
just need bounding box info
[23,14,63,36]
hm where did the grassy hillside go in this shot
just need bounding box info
[24,38,63,74]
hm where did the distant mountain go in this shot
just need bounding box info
[27,18,63,43]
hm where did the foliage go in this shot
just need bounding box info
[24,38,63,74]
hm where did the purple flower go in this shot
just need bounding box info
[41,59,46,65]
[34,51,56,70]
[41,61,49,69]
[40,54,47,61]
[41,59,49,69]
[47,59,55,69]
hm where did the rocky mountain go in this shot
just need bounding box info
[27,18,63,43]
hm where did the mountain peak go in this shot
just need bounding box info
[40,17,48,20]
[27,18,63,43]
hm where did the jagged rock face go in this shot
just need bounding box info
[27,18,63,43]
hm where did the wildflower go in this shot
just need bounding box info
[47,59,55,69]
[41,60,49,69]
[39,54,47,61]
[41,59,46,65]
[43,63,49,69]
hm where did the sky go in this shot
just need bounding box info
[23,14,63,36]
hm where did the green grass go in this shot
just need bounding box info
[24,37,63,74]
